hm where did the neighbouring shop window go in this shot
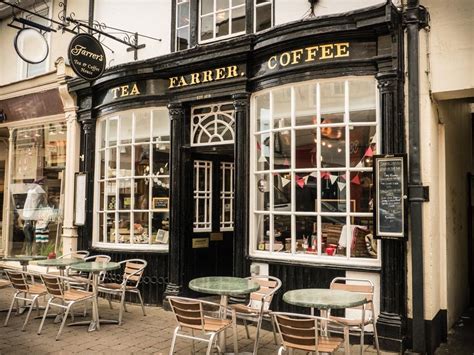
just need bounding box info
[23,5,50,78]
[8,123,66,256]
[254,0,273,32]
[200,0,246,43]
[251,77,380,266]
[176,0,190,51]
[95,108,170,249]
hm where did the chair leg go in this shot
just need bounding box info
[373,321,380,355]
[123,301,128,313]
[232,312,239,355]
[169,326,179,355]
[38,300,51,335]
[22,295,38,331]
[137,290,146,316]
[206,334,216,355]
[270,315,278,344]
[57,304,72,341]
[360,325,365,355]
[243,319,250,339]
[118,291,126,325]
[343,326,350,355]
[4,293,18,326]
[107,294,113,309]
[278,347,284,355]
[253,315,263,355]
[191,329,196,354]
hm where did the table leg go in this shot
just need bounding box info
[219,295,228,352]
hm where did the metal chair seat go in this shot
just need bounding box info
[63,289,93,301]
[99,282,136,290]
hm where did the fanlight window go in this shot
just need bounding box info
[191,103,235,146]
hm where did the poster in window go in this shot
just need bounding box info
[373,154,407,239]
[152,197,169,211]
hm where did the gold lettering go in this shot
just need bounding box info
[202,70,213,83]
[169,77,178,88]
[178,76,188,87]
[111,87,120,99]
[120,85,129,97]
[191,73,201,85]
[319,44,334,59]
[129,83,140,96]
[215,67,226,80]
[334,42,350,58]
[268,55,278,69]
[291,49,304,64]
[227,65,238,78]
[280,52,291,67]
[305,46,319,62]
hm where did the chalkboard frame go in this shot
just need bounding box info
[373,154,407,240]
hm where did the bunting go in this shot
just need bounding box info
[337,182,346,191]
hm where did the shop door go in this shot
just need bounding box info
[185,153,235,288]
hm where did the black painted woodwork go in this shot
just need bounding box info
[69,7,407,346]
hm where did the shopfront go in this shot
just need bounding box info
[69,3,406,351]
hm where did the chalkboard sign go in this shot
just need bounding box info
[374,155,407,239]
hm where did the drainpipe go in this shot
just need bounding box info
[405,0,429,353]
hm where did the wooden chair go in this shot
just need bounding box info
[230,275,281,354]
[272,312,344,354]
[168,296,238,355]
[97,259,147,325]
[329,277,380,354]
[4,270,47,331]
[38,274,94,340]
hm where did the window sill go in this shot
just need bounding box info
[92,242,169,253]
[248,250,381,271]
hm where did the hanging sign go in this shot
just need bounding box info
[373,154,407,239]
[68,33,106,81]
[14,28,49,64]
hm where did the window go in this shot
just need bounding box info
[176,0,190,51]
[250,77,380,266]
[94,108,170,250]
[193,160,213,232]
[7,123,66,256]
[191,102,235,146]
[200,0,246,43]
[254,0,273,32]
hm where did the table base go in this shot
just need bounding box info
[68,318,119,332]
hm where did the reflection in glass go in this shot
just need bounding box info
[255,133,270,171]
[295,129,317,168]
[273,131,291,169]
[320,171,346,212]
[350,172,373,213]
[321,81,345,123]
[256,3,272,32]
[321,129,345,168]
[274,173,291,210]
[295,84,316,126]
[349,126,376,167]
[295,215,318,254]
[273,214,290,252]
[256,93,270,132]
[321,217,345,257]
[350,78,376,122]
[216,11,229,37]
[273,88,291,129]
[255,174,270,211]
[255,213,270,251]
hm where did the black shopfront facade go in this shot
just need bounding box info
[69,3,407,352]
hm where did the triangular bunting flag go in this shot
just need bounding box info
[337,182,346,191]
[303,175,309,184]
[355,161,363,168]
[340,174,347,180]
[281,177,290,187]
[256,141,261,151]
[310,172,318,178]
[364,146,373,157]
[351,174,361,185]
[296,176,305,188]
[284,158,290,166]
[329,174,338,185]
[321,171,330,179]
[258,155,267,163]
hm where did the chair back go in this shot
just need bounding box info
[58,250,90,260]
[5,270,29,292]
[247,275,281,312]
[40,274,64,298]
[84,254,111,263]
[330,277,374,318]
[120,259,147,287]
[273,312,319,352]
[168,296,204,331]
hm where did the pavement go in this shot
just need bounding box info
[0,287,392,355]
[435,307,474,355]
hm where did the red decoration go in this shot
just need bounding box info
[351,174,361,185]
[364,146,373,157]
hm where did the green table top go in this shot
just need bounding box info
[2,255,47,263]
[37,258,83,268]
[69,261,120,273]
[283,288,367,309]
[189,276,260,296]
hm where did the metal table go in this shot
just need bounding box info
[2,255,47,272]
[189,276,260,353]
[283,288,367,355]
[68,261,120,332]
[37,258,83,276]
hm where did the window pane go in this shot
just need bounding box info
[105,181,116,211]
[151,212,170,244]
[177,27,190,51]
[134,178,149,209]
[295,215,318,254]
[119,113,133,144]
[256,3,272,32]
[135,144,150,177]
[234,0,245,5]
[231,5,245,33]
[106,213,115,243]
[118,212,131,243]
[273,88,291,129]
[321,82,345,124]
[256,0,271,4]
[202,0,213,14]
[133,212,149,244]
[98,150,105,179]
[274,173,291,209]
[349,79,376,122]
[118,146,132,177]
[350,222,377,258]
[108,118,118,146]
[255,214,270,251]
[118,179,132,210]
[320,171,347,212]
[152,109,170,140]
[100,121,106,148]
[106,147,117,179]
[350,171,373,213]
[153,143,170,176]
[201,14,213,40]
[273,214,290,252]
[256,93,270,132]
[321,217,345,257]
[98,182,105,211]
[321,128,345,168]
[255,174,270,211]
[295,174,317,212]
[295,128,317,169]
[178,2,190,27]
[273,131,291,169]
[217,0,229,11]
[216,11,229,37]
[349,126,376,167]
[295,84,316,126]
[135,111,151,144]
[255,133,270,171]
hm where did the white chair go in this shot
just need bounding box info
[328,277,380,355]
[67,254,111,291]
[168,296,238,355]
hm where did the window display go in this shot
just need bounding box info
[95,108,170,249]
[251,77,380,265]
[8,123,66,256]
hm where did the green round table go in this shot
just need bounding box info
[37,258,83,276]
[2,255,47,271]
[68,262,120,332]
[189,276,260,352]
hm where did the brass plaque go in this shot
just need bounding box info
[210,233,224,241]
[192,238,209,249]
